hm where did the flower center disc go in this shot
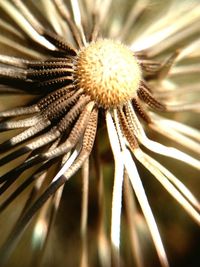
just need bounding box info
[74,39,141,108]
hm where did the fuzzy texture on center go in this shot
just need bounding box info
[74,39,141,108]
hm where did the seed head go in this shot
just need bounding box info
[74,39,141,108]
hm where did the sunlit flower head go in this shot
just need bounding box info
[0,1,200,267]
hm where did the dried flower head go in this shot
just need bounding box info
[0,1,200,267]
[74,39,141,108]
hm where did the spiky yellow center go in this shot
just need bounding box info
[74,39,141,108]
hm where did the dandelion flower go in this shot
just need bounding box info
[0,1,200,267]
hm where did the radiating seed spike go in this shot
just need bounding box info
[0,105,39,117]
[43,30,77,55]
[0,157,60,213]
[0,119,50,153]
[27,68,74,81]
[137,85,166,110]
[0,116,40,130]
[0,146,29,167]
[37,84,75,110]
[132,98,151,123]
